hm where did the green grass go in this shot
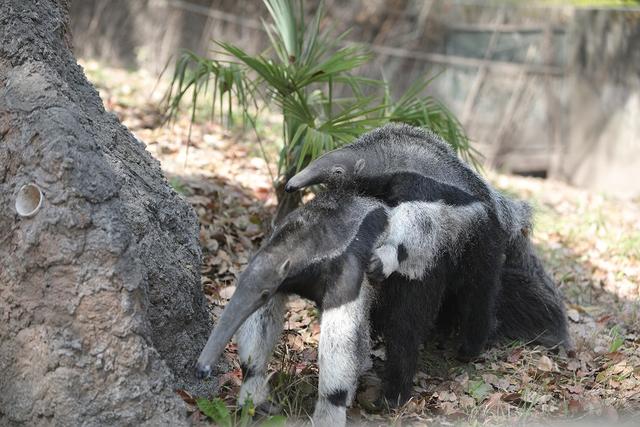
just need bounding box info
[168,176,190,195]
[196,397,287,427]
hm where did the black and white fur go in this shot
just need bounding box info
[287,125,512,354]
[286,123,572,403]
[195,192,388,427]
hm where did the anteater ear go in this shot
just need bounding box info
[355,158,366,174]
[278,258,291,278]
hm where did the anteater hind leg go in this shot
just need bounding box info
[236,293,286,410]
[313,283,371,427]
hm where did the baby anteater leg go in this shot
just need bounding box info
[379,268,447,406]
[456,236,503,360]
[236,293,287,410]
[314,284,371,427]
[382,293,422,406]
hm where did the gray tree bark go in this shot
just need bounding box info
[0,0,213,425]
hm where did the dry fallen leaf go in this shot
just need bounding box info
[567,308,581,322]
[537,355,554,372]
[507,348,523,363]
[568,399,584,414]
[175,389,196,405]
[502,392,523,406]
[218,285,236,300]
[485,392,509,412]
[286,333,305,352]
[437,391,457,402]
[459,395,475,409]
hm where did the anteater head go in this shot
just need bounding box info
[194,192,388,380]
[195,247,291,380]
[285,148,370,192]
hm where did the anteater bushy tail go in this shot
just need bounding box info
[495,232,573,350]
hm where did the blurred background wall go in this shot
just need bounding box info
[69,0,640,198]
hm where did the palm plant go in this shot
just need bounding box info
[165,0,477,220]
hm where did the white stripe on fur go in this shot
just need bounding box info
[377,200,487,280]
[313,281,372,427]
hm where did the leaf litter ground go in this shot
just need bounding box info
[84,61,640,426]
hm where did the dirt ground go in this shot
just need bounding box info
[83,60,640,426]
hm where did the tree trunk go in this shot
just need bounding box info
[0,1,213,425]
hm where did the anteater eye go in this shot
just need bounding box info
[332,166,345,175]
[260,290,270,300]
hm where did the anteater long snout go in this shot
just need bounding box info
[285,160,328,192]
[195,287,265,379]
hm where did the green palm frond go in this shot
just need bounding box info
[263,0,302,62]
[164,0,476,195]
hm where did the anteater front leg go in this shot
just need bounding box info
[236,293,286,410]
[314,270,371,427]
